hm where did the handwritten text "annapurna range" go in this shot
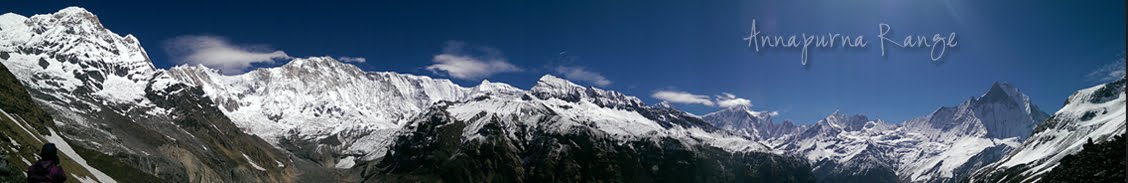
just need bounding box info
[743,19,958,65]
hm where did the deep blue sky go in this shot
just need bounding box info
[3,1,1124,124]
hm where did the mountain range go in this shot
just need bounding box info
[703,82,1054,183]
[0,7,1122,183]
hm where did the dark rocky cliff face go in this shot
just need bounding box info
[143,79,301,182]
[1038,133,1125,183]
[0,61,310,182]
[1,62,165,182]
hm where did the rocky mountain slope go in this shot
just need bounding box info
[359,75,813,182]
[0,60,150,183]
[971,78,1125,182]
[166,57,471,168]
[1,7,304,182]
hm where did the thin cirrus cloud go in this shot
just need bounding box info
[426,41,521,80]
[652,90,715,106]
[337,56,367,63]
[164,35,291,75]
[555,66,612,87]
[1086,52,1126,82]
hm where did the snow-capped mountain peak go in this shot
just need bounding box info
[5,6,1113,183]
[973,78,1125,182]
[703,106,771,128]
[55,6,96,16]
[0,6,157,111]
[816,111,883,132]
[707,105,773,117]
[22,6,154,76]
[530,74,586,100]
[470,79,523,98]
[733,82,1053,182]
[903,82,1049,141]
[653,101,676,109]
[533,74,582,89]
[701,105,799,142]
[530,74,645,109]
[971,82,1050,139]
[276,56,365,77]
[283,56,340,67]
[33,7,104,31]
[977,82,1032,111]
[1,8,301,182]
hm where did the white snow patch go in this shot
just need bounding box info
[334,156,356,169]
[71,173,98,183]
[7,134,20,146]
[1,109,43,143]
[241,153,267,171]
[0,13,32,48]
[93,72,147,103]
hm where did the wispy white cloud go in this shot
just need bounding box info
[555,66,612,86]
[164,35,291,74]
[1087,52,1126,82]
[652,90,762,109]
[713,93,777,116]
[715,92,752,108]
[426,41,521,80]
[652,90,714,106]
[337,56,367,63]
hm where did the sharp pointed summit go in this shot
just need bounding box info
[973,78,1126,182]
[978,82,1023,105]
[532,74,582,91]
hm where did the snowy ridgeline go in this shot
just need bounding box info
[1,6,1123,183]
[971,79,1125,182]
[1,7,768,170]
[169,61,772,161]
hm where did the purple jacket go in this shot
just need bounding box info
[26,160,66,183]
